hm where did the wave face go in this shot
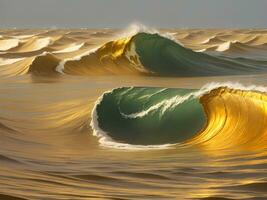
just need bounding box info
[91,84,267,150]
[190,87,267,150]
[92,87,206,145]
[131,33,266,76]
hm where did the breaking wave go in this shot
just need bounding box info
[1,31,267,77]
[91,83,267,150]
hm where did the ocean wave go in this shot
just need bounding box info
[27,53,61,75]
[52,42,84,53]
[7,37,51,53]
[90,82,267,150]
[1,29,267,77]
[200,36,217,44]
[0,57,25,66]
[245,34,267,46]
[53,32,267,76]
[0,38,20,51]
[214,41,267,53]
[0,57,35,77]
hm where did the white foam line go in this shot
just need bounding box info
[55,46,100,74]
[198,82,267,94]
[200,35,216,44]
[124,42,148,73]
[112,23,184,46]
[194,49,207,52]
[122,82,267,119]
[120,94,192,119]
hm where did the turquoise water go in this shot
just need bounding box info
[95,87,206,145]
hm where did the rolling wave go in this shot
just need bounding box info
[0,57,35,77]
[7,37,51,53]
[91,83,267,150]
[245,34,267,46]
[61,32,267,76]
[1,31,267,77]
[52,42,85,53]
[0,38,20,51]
[1,28,267,199]
[213,41,267,53]
[27,53,61,75]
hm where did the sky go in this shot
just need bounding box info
[1,0,267,28]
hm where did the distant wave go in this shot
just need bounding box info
[213,41,267,53]
[91,83,267,150]
[7,37,51,53]
[0,38,20,51]
[0,57,25,66]
[52,42,85,53]
[27,53,61,75]
[1,31,267,77]
[55,32,267,76]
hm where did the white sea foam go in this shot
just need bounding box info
[114,23,183,45]
[55,46,100,74]
[124,42,148,73]
[200,36,216,44]
[120,94,192,119]
[194,48,207,52]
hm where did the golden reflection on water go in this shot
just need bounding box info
[0,28,267,199]
[187,87,267,152]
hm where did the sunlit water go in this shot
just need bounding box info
[0,28,267,199]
